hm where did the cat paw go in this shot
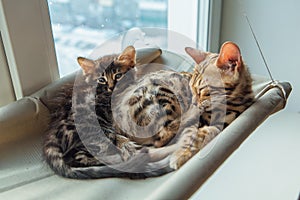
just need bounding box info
[169,149,192,170]
[154,140,164,148]
[169,156,178,170]
[120,141,140,161]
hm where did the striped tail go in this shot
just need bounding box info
[69,153,173,179]
[43,142,173,179]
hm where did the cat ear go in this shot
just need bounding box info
[216,42,242,71]
[77,57,96,74]
[117,46,136,67]
[185,47,207,64]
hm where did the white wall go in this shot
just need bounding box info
[220,0,300,112]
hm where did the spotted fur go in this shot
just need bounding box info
[43,46,172,179]
[115,42,254,171]
[113,70,193,148]
[168,42,255,169]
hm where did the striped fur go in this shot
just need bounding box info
[168,42,255,169]
[113,70,193,148]
[115,42,254,171]
[42,46,173,178]
[43,42,254,178]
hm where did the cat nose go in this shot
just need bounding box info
[108,87,114,92]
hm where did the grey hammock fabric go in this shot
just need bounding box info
[0,47,292,199]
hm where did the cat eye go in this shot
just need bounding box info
[115,73,123,80]
[97,77,106,84]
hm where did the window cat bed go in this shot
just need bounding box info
[0,47,291,199]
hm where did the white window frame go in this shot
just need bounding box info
[0,0,221,105]
[168,0,222,52]
[168,0,199,51]
[207,0,222,52]
[0,33,15,106]
[0,0,59,101]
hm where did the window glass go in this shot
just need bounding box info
[48,0,168,77]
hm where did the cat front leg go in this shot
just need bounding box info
[153,103,202,147]
[116,134,142,161]
[170,125,220,170]
[146,144,178,162]
[153,119,180,147]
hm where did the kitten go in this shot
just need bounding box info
[115,42,254,171]
[169,41,255,169]
[44,41,254,178]
[43,46,171,179]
